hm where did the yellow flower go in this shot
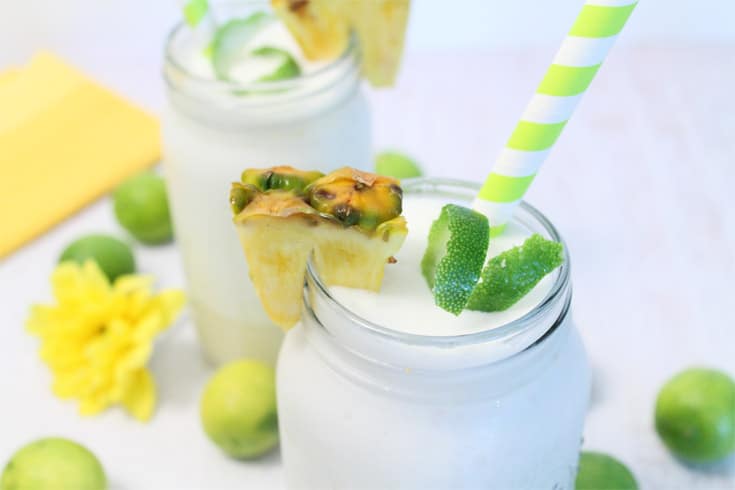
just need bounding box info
[26,260,185,422]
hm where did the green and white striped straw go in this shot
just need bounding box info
[474,0,638,235]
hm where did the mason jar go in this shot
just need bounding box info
[277,178,590,489]
[161,1,371,366]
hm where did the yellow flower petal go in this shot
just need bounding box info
[114,275,154,295]
[115,342,153,379]
[81,260,111,287]
[156,290,186,325]
[29,261,181,422]
[121,369,156,422]
[79,392,111,416]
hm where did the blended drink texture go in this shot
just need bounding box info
[179,20,330,83]
[277,186,590,489]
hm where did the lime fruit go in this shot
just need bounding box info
[0,437,106,490]
[655,367,735,463]
[375,151,422,179]
[200,360,279,459]
[113,173,173,245]
[59,234,135,282]
[575,451,637,490]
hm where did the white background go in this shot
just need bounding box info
[2,1,735,489]
[2,0,733,115]
[1,0,734,66]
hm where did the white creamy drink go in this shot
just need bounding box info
[332,198,556,337]
[162,2,371,365]
[277,179,590,489]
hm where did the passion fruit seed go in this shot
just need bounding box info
[230,183,259,214]
[331,203,361,227]
[241,166,323,193]
[307,168,402,231]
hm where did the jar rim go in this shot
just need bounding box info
[305,177,571,349]
[163,10,359,97]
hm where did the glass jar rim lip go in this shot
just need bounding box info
[163,18,359,93]
[305,177,572,348]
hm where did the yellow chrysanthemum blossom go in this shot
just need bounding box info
[26,260,185,422]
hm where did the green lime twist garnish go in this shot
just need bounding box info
[421,204,489,315]
[251,46,301,82]
[212,12,276,81]
[467,233,563,312]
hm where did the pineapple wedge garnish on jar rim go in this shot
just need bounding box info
[270,0,350,61]
[231,166,407,330]
[270,0,410,87]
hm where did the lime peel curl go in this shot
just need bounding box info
[467,233,563,312]
[421,204,489,315]
[212,12,276,81]
[251,46,302,82]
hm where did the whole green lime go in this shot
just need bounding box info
[655,367,735,463]
[0,437,106,490]
[59,234,135,282]
[200,360,279,459]
[575,451,637,490]
[113,173,173,245]
[375,151,422,179]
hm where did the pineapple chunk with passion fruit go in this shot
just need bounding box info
[231,166,407,330]
[307,168,405,290]
[308,167,403,230]
[241,166,324,193]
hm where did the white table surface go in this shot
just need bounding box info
[1,46,735,489]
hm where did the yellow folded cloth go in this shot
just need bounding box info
[0,52,160,258]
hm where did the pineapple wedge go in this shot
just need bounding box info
[270,0,349,60]
[344,0,411,87]
[271,0,410,87]
[313,216,407,291]
[233,190,321,329]
[231,167,407,330]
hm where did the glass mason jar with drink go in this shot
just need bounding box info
[161,0,379,365]
[277,178,590,488]
[229,164,589,487]
[190,0,636,486]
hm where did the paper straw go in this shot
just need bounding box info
[474,0,638,235]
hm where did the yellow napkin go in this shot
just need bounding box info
[0,52,160,258]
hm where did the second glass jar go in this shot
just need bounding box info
[161,1,371,365]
